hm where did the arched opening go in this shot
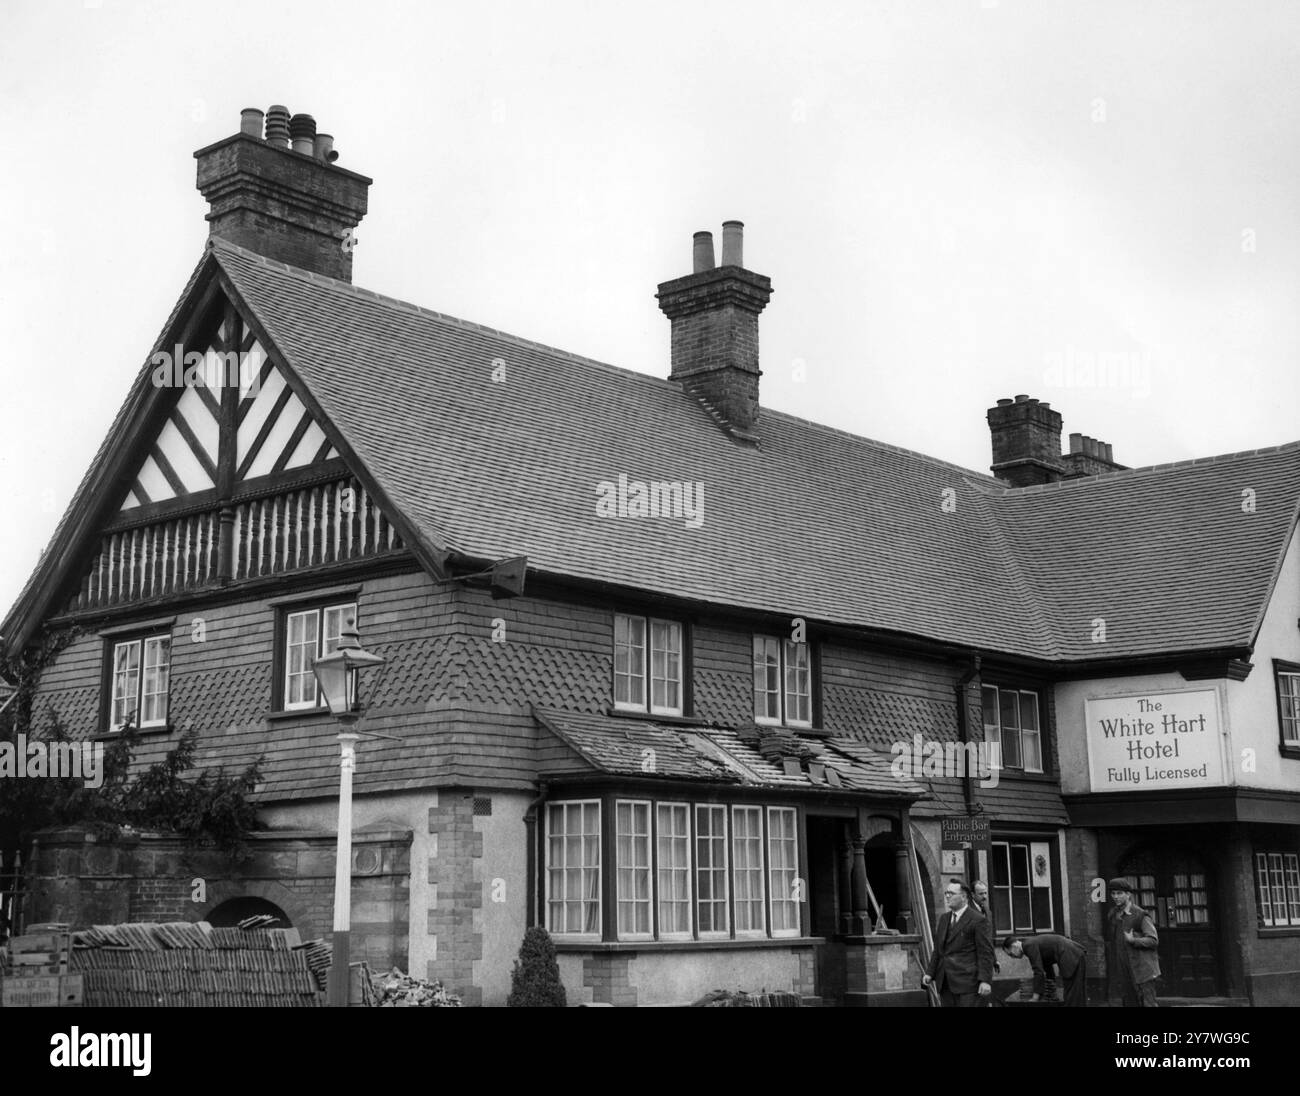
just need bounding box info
[206,896,292,929]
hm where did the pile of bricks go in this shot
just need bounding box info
[70,922,323,1007]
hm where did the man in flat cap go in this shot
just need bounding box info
[1105,877,1160,1007]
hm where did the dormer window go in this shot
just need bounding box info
[613,614,683,716]
[752,636,811,727]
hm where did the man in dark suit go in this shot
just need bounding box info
[970,881,1000,974]
[922,878,994,1006]
[1003,933,1087,1006]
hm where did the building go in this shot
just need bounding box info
[4,107,1298,1005]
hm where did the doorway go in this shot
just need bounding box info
[1118,847,1218,997]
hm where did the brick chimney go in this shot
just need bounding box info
[1061,432,1125,478]
[987,395,1065,487]
[657,222,773,442]
[195,105,371,282]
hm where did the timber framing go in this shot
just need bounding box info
[2,246,447,657]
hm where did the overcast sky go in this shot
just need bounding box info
[2,0,1298,615]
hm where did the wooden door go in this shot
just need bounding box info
[1119,848,1218,997]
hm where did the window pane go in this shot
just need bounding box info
[1000,688,1023,768]
[614,615,647,709]
[1282,674,1300,744]
[732,806,765,933]
[768,807,799,934]
[657,804,691,936]
[1030,886,1053,932]
[982,686,1001,764]
[111,640,141,728]
[1257,853,1273,926]
[696,805,729,934]
[991,843,1013,933]
[547,802,601,935]
[1021,729,1042,772]
[322,603,356,656]
[753,637,781,722]
[650,620,682,715]
[285,610,320,707]
[1285,854,1300,924]
[616,801,651,936]
[1011,844,1032,930]
[140,636,171,725]
[783,642,811,725]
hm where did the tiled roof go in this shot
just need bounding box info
[211,240,1300,663]
[7,239,1297,671]
[212,243,1048,658]
[533,708,924,797]
[987,445,1300,660]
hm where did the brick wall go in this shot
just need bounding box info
[24,824,411,972]
[426,791,483,1006]
[582,953,637,1006]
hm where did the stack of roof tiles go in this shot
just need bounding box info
[71,921,323,1007]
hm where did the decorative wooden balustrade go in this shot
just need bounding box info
[68,479,404,611]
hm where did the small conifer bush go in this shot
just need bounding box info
[507,926,566,1007]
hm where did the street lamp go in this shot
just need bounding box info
[312,618,386,1008]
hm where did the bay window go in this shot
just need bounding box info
[543,796,803,942]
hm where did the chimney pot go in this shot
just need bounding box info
[1103,442,1114,462]
[289,113,317,155]
[1014,393,1029,403]
[313,133,337,162]
[1069,432,1084,454]
[265,105,291,148]
[721,220,744,267]
[996,398,1014,407]
[692,231,715,273]
[240,108,265,137]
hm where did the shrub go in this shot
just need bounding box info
[506,926,566,1007]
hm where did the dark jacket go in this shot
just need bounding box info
[927,906,994,994]
[1106,902,1161,987]
[1020,933,1086,998]
[970,898,999,972]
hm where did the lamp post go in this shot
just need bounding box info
[312,619,386,1008]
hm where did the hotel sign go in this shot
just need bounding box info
[1085,690,1224,792]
